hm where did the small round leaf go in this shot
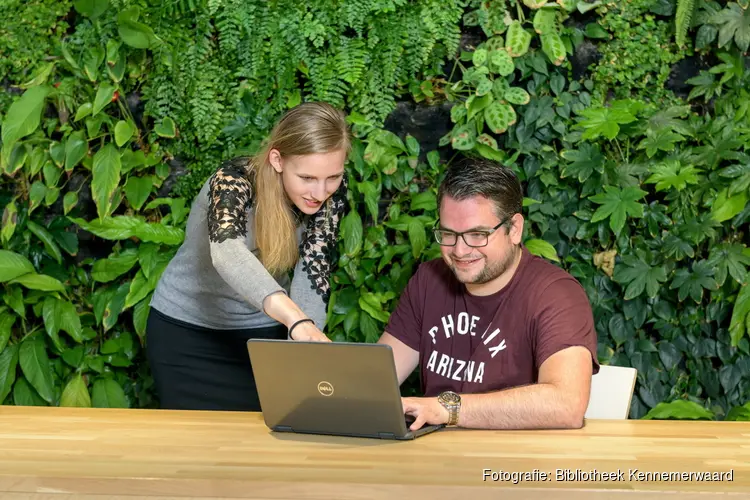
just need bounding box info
[490,49,515,76]
[472,48,488,66]
[484,101,517,134]
[492,78,510,99]
[504,87,531,105]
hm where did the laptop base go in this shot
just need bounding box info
[270,422,445,440]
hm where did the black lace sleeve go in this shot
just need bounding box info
[207,158,254,244]
[204,158,288,311]
[298,175,349,303]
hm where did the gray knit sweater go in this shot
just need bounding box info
[150,157,347,331]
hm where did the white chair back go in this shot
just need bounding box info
[584,364,637,420]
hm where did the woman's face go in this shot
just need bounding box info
[269,148,347,215]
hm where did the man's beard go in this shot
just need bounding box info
[450,244,520,285]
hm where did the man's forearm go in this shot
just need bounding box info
[457,383,585,430]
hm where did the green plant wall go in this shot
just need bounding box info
[1,0,749,421]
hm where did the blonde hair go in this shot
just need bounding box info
[249,102,350,277]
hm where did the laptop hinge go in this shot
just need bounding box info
[378,432,396,439]
[274,425,294,432]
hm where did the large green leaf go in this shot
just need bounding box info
[28,181,47,214]
[644,161,702,192]
[637,129,686,158]
[70,215,140,240]
[332,287,359,315]
[63,192,79,215]
[92,83,116,116]
[1,85,51,163]
[26,221,63,264]
[2,201,18,245]
[410,191,437,212]
[118,7,158,49]
[133,297,150,342]
[358,311,381,343]
[607,313,629,348]
[589,185,648,235]
[708,243,750,286]
[60,374,92,407]
[524,238,559,262]
[131,222,184,245]
[103,282,130,331]
[92,378,128,408]
[138,243,159,279]
[0,344,19,404]
[91,248,139,282]
[13,376,48,406]
[657,341,682,369]
[711,188,748,223]
[719,363,743,395]
[575,100,644,141]
[74,0,109,18]
[3,286,25,319]
[125,269,155,309]
[70,216,184,245]
[642,400,715,420]
[91,287,116,326]
[407,218,426,258]
[726,402,750,421]
[0,250,35,282]
[560,143,603,182]
[114,120,135,147]
[43,297,83,343]
[8,273,65,293]
[64,131,88,171]
[91,144,122,219]
[358,181,380,222]
[711,3,750,52]
[613,255,667,300]
[19,338,54,404]
[62,346,85,370]
[358,292,391,323]
[0,311,14,353]
[729,282,750,346]
[669,260,718,303]
[43,160,62,189]
[124,175,152,211]
[341,211,363,256]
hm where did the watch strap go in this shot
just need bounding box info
[447,405,459,426]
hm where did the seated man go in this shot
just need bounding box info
[378,157,599,431]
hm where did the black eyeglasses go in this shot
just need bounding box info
[433,217,511,248]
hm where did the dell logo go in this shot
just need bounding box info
[317,381,334,396]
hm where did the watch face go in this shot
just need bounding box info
[441,392,461,404]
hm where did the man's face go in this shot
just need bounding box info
[437,195,522,287]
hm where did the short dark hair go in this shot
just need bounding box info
[437,157,523,223]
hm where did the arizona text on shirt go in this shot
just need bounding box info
[425,312,509,384]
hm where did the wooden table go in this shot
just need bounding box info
[0,406,748,499]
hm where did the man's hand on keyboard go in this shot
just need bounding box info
[401,396,449,431]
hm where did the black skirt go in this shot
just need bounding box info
[145,307,287,412]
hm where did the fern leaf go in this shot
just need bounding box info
[675,0,695,48]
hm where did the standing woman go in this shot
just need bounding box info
[146,102,350,411]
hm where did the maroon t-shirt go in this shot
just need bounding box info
[385,246,600,397]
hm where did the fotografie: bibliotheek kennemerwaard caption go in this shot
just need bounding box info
[482,468,734,484]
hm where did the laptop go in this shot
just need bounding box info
[246,339,445,440]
